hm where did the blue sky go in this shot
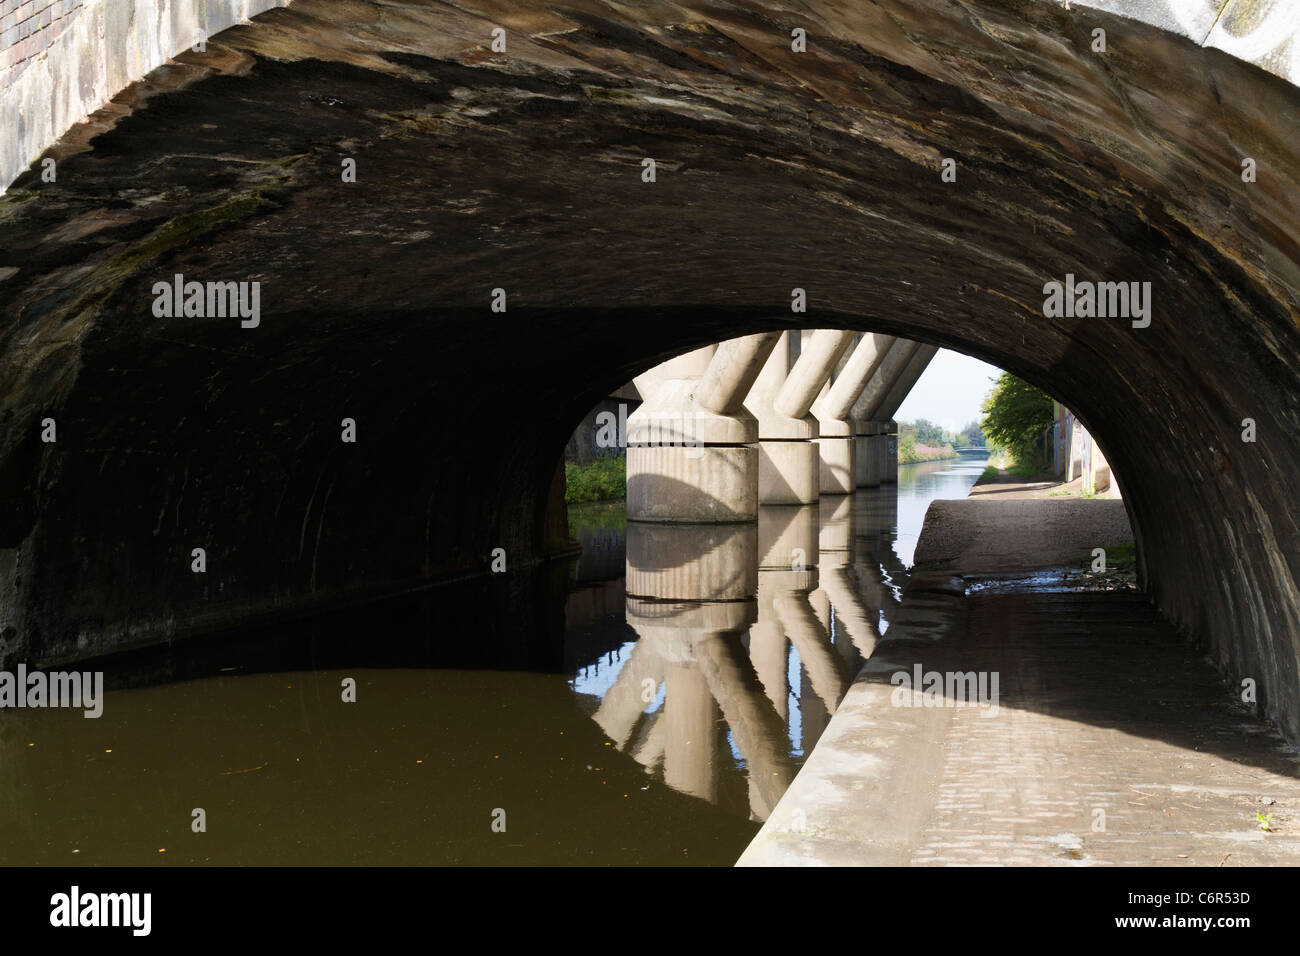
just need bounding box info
[894,349,1002,434]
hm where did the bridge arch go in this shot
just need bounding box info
[0,0,1297,740]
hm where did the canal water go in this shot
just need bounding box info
[0,452,988,866]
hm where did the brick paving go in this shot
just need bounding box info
[908,588,1300,866]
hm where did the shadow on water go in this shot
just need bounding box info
[0,454,988,865]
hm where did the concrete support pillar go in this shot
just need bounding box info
[867,342,935,486]
[852,340,922,487]
[875,344,939,422]
[744,330,854,506]
[860,420,891,487]
[631,345,715,402]
[743,332,818,505]
[626,333,780,522]
[697,333,784,414]
[773,330,856,420]
[882,420,899,483]
[853,340,921,427]
[812,334,895,494]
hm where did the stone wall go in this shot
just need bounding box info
[0,0,288,191]
[2,0,86,78]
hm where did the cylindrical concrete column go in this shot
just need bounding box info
[876,344,939,421]
[626,334,780,522]
[697,332,783,415]
[855,422,882,487]
[773,329,856,420]
[883,420,899,484]
[744,330,853,506]
[853,340,922,424]
[813,334,896,494]
[853,340,922,488]
[816,334,896,422]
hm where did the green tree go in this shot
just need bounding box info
[958,420,985,447]
[913,418,944,445]
[980,372,1054,467]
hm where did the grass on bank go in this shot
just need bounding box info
[1008,461,1046,479]
[565,456,626,503]
[1098,542,1137,574]
[978,450,1049,483]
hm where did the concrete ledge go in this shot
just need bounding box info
[914,499,1133,573]
[737,572,968,866]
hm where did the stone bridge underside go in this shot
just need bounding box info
[1,1,1298,735]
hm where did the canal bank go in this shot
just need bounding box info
[739,495,1300,866]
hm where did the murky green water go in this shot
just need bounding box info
[0,453,986,866]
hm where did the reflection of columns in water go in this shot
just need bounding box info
[853,486,905,634]
[807,588,831,634]
[692,633,797,820]
[755,502,850,718]
[592,638,667,749]
[773,593,851,716]
[747,620,789,721]
[751,503,818,715]
[663,662,719,803]
[800,663,830,753]
[855,482,900,565]
[630,711,666,771]
[623,521,795,819]
[817,493,880,662]
[745,330,855,505]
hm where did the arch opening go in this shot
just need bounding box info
[0,0,1297,835]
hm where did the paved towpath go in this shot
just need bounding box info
[739,500,1300,866]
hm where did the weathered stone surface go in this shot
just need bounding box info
[0,0,291,192]
[0,1,1298,740]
